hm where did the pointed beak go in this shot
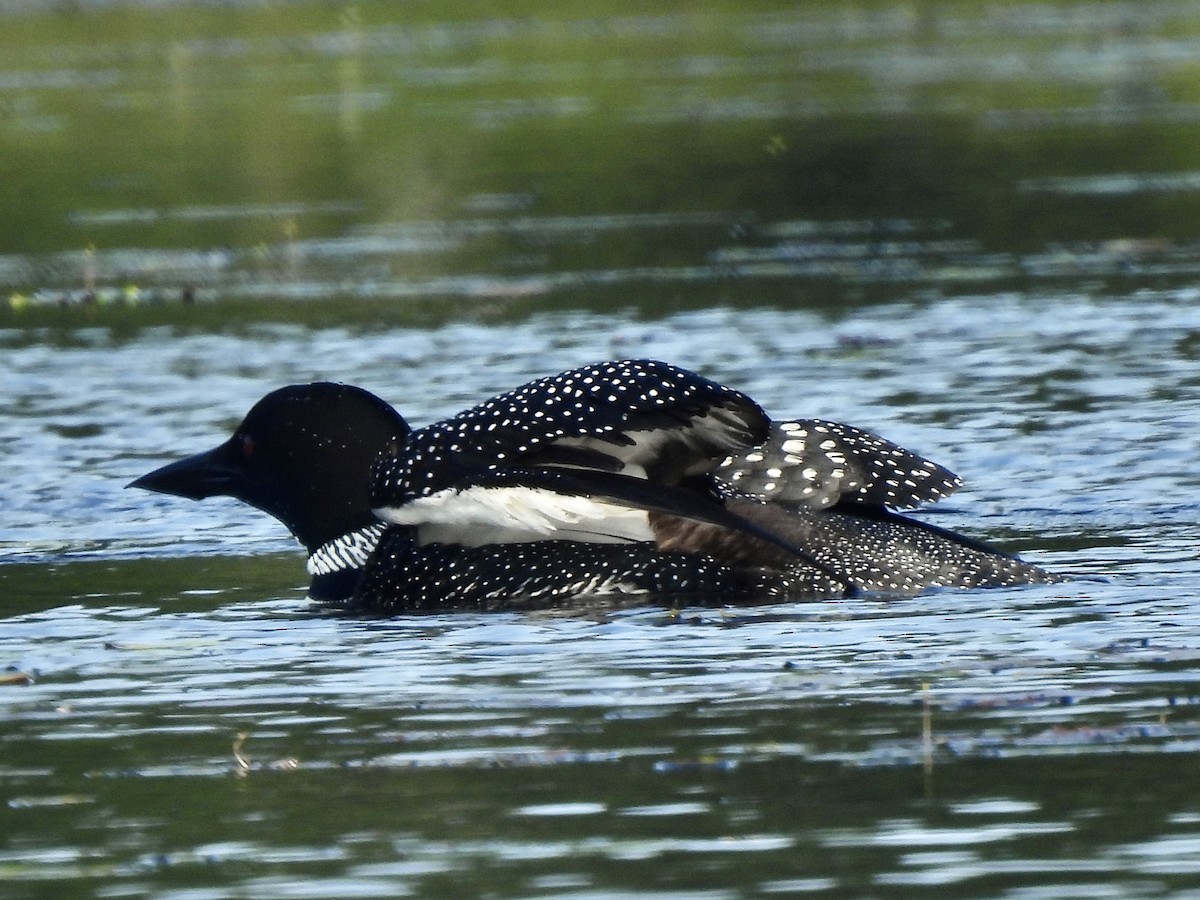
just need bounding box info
[128,442,244,501]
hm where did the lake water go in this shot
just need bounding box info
[6,3,1200,899]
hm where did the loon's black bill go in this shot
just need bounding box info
[128,444,242,500]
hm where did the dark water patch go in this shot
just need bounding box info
[0,555,304,618]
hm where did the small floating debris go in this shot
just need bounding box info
[7,285,208,311]
[232,731,299,776]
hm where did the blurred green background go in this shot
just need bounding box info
[4,0,1200,324]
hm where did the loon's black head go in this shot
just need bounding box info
[129,382,411,553]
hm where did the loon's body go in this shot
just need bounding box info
[130,359,1054,612]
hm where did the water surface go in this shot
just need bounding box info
[6,2,1200,898]
[5,292,1200,898]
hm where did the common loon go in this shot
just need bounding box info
[129,359,1054,611]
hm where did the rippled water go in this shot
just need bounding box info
[7,0,1200,896]
[4,290,1200,897]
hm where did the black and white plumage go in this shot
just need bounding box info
[129,359,1056,612]
[717,418,963,510]
[370,360,770,547]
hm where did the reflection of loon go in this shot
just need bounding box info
[130,359,1054,612]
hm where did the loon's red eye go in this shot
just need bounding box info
[240,435,255,461]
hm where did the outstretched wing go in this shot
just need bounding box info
[715,419,963,510]
[370,359,770,543]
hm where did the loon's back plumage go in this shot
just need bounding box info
[130,359,1055,612]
